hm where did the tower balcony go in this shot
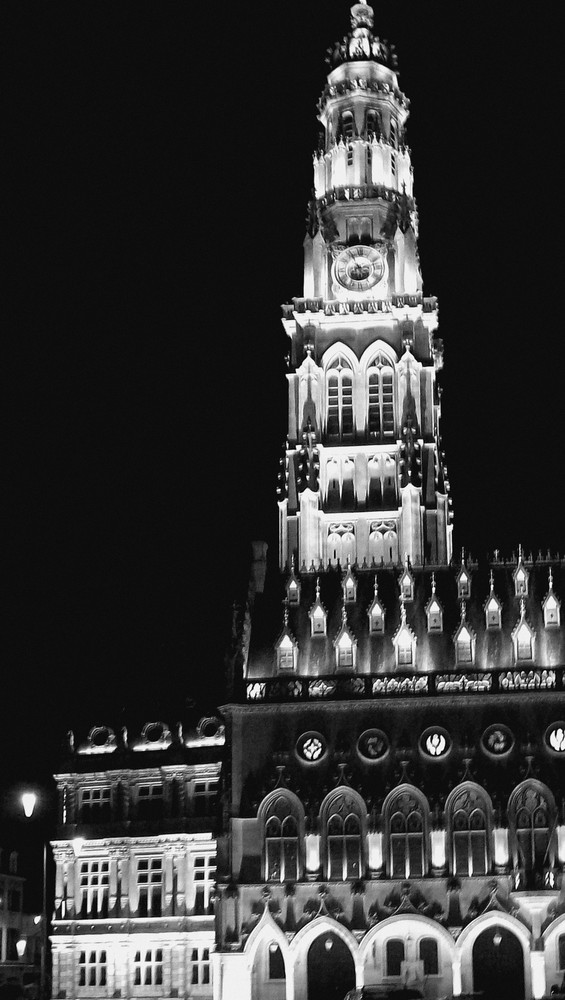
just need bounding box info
[282,292,437,319]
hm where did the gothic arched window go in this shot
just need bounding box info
[448,786,490,876]
[509,783,555,886]
[387,790,427,878]
[365,108,381,139]
[323,792,364,880]
[326,357,354,441]
[262,794,301,882]
[340,111,355,142]
[367,353,394,441]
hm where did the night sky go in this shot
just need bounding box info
[3,0,564,802]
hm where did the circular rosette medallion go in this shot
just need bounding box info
[545,722,565,755]
[357,728,389,762]
[481,724,515,758]
[296,731,327,763]
[420,726,451,760]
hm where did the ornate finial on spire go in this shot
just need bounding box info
[519,597,526,619]
[549,567,554,590]
[290,553,295,572]
[431,572,436,595]
[489,569,494,592]
[342,603,348,625]
[283,600,289,628]
[350,2,374,29]
[460,599,466,622]
[374,574,378,595]
[518,543,523,562]
[316,576,320,599]
[461,546,465,565]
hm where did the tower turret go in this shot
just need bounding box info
[280,2,451,571]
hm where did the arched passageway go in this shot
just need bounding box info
[472,924,525,1000]
[307,931,355,1000]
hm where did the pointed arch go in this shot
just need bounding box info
[382,784,430,878]
[322,344,358,442]
[320,787,367,880]
[508,779,557,887]
[445,782,493,877]
[258,790,305,882]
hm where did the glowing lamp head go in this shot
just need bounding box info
[21,792,37,818]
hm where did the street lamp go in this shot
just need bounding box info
[20,791,47,1000]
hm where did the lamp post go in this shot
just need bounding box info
[21,791,47,1000]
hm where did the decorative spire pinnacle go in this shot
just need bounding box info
[518,543,523,563]
[519,597,526,619]
[431,572,436,595]
[283,602,289,627]
[460,599,466,623]
[316,576,321,600]
[489,569,494,592]
[548,567,554,591]
[400,595,407,624]
[350,2,374,29]
[374,574,378,596]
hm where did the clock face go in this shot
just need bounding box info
[334,245,385,292]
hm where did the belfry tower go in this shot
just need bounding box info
[279,1,451,573]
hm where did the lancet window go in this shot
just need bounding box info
[367,353,394,441]
[263,794,301,882]
[340,111,355,142]
[509,783,554,884]
[387,790,427,878]
[326,357,354,441]
[448,787,490,876]
[325,793,364,880]
[365,108,381,138]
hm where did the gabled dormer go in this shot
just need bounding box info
[398,557,414,602]
[275,606,298,672]
[484,570,502,630]
[392,599,417,668]
[286,558,301,606]
[456,553,471,599]
[309,578,328,636]
[513,546,529,597]
[542,568,561,628]
[367,576,386,635]
[333,605,357,671]
[425,573,443,633]
[342,560,357,604]
[453,601,476,665]
[511,600,535,663]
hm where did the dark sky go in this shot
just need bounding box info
[3,1,564,793]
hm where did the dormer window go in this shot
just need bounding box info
[425,575,443,633]
[277,634,297,672]
[275,608,298,672]
[309,579,327,636]
[512,604,535,663]
[456,567,470,599]
[334,607,357,671]
[454,622,475,665]
[343,564,357,604]
[286,564,300,606]
[543,570,561,627]
[426,598,443,633]
[513,549,529,596]
[393,605,416,668]
[368,578,385,635]
[398,562,414,602]
[484,573,502,629]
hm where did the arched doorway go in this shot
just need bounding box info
[307,932,355,1000]
[472,925,525,1000]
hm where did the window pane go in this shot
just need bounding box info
[386,939,404,976]
[420,937,438,975]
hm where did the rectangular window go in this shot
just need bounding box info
[136,857,163,917]
[137,784,163,820]
[558,934,565,971]
[191,947,211,985]
[79,950,107,987]
[80,786,111,822]
[133,949,163,986]
[193,853,217,914]
[79,860,109,919]
[193,779,218,816]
